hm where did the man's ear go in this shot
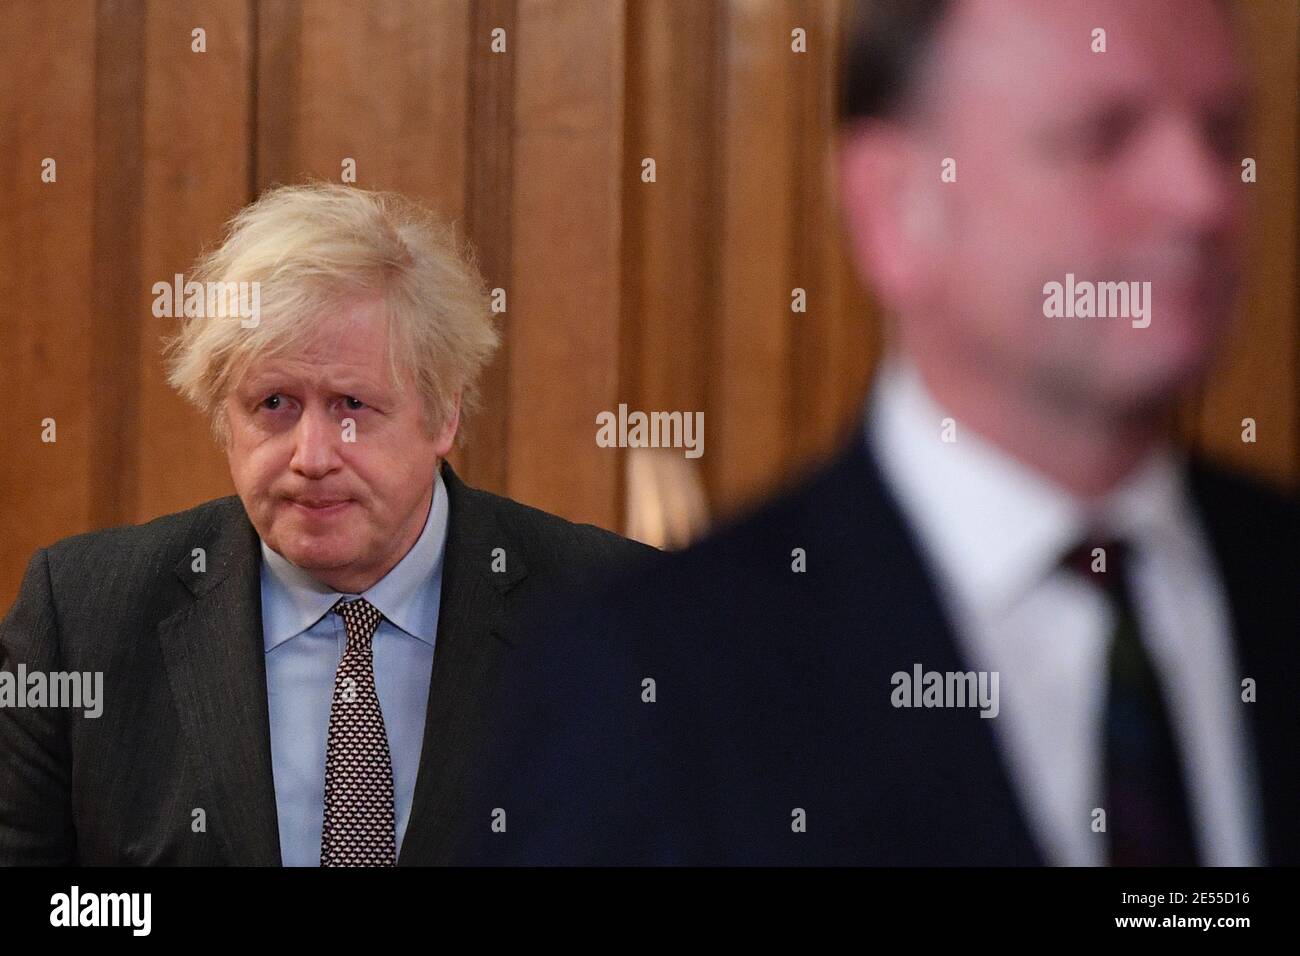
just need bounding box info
[433,393,462,457]
[837,121,940,310]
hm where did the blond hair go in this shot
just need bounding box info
[165,182,499,446]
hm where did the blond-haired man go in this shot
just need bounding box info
[0,183,650,866]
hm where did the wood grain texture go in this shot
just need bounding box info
[505,0,626,529]
[134,0,252,524]
[1195,0,1299,488]
[90,0,146,528]
[0,0,1295,609]
[451,0,517,493]
[619,0,720,528]
[281,0,469,212]
[712,0,801,513]
[0,1,98,604]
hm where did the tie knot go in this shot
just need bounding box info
[333,597,383,646]
[1061,537,1130,594]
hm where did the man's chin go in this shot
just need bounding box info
[268,524,361,573]
[280,544,357,572]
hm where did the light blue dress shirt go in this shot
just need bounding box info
[259,472,449,866]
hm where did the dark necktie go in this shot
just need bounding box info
[1062,538,1200,866]
[321,597,397,867]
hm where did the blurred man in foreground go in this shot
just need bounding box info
[463,0,1297,865]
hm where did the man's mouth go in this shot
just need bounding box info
[287,498,353,515]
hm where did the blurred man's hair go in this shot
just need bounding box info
[840,0,952,122]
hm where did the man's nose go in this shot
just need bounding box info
[1137,115,1240,235]
[289,405,343,478]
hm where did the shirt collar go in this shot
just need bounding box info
[259,470,450,651]
[866,352,1194,618]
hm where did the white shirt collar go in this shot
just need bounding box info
[866,353,1198,618]
[259,469,450,650]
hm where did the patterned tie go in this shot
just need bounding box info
[1062,538,1199,866]
[320,597,397,867]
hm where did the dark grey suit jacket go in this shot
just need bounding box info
[0,462,652,865]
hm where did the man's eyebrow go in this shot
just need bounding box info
[234,376,392,400]
[238,373,290,392]
[331,378,392,396]
[1044,80,1250,128]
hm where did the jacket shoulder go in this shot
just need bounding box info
[1188,457,1299,540]
[41,496,245,580]
[451,479,656,567]
[1190,455,1298,506]
[615,438,876,599]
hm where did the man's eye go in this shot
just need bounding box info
[1204,114,1245,162]
[1080,113,1136,159]
[1051,107,1139,162]
[344,397,365,410]
[261,394,283,410]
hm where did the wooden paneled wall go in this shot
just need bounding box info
[2,0,1297,607]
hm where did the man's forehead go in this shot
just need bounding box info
[238,348,395,393]
[240,298,393,377]
[932,0,1244,114]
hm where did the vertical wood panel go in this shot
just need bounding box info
[712,0,800,515]
[618,0,721,535]
[89,0,147,529]
[1195,0,1299,487]
[621,0,718,416]
[0,0,98,606]
[506,0,626,529]
[789,0,877,472]
[827,0,879,441]
[133,0,253,523]
[451,0,518,494]
[274,0,469,217]
[254,0,302,192]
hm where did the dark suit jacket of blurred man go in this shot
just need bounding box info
[0,461,651,865]
[458,428,1298,865]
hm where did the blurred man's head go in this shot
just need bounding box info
[838,0,1248,437]
[166,184,499,592]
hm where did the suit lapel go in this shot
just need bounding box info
[156,500,282,866]
[849,439,1045,864]
[1188,462,1300,865]
[398,462,523,864]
